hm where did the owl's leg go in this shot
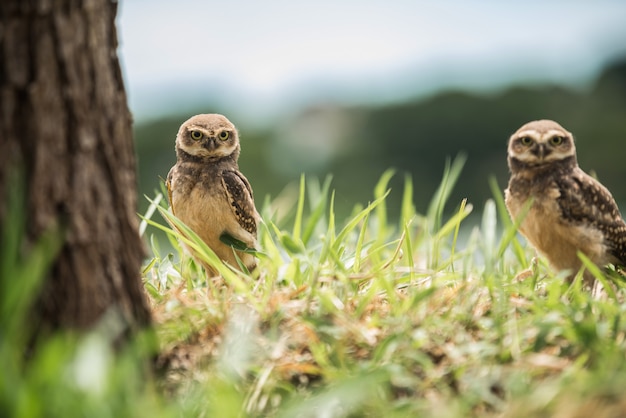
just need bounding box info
[588,267,622,300]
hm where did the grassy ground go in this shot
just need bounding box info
[3,158,626,417]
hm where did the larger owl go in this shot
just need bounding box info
[166,114,259,275]
[505,119,626,286]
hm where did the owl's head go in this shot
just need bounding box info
[175,114,240,161]
[507,119,577,170]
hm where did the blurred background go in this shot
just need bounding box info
[119,1,626,222]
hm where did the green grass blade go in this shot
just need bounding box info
[495,197,533,268]
[0,169,65,341]
[432,200,473,242]
[374,169,395,239]
[333,190,390,252]
[319,191,338,264]
[400,173,416,228]
[139,193,164,237]
[353,211,371,273]
[293,174,306,242]
[427,154,466,232]
[489,176,528,266]
[578,252,617,300]
[450,198,469,271]
[302,176,332,245]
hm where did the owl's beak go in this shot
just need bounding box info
[531,144,552,161]
[202,138,217,150]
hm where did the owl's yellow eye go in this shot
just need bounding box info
[190,130,203,140]
[550,135,564,146]
[218,131,230,141]
[519,137,533,146]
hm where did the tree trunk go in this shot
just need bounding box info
[0,0,151,331]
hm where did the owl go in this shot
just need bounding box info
[166,114,260,275]
[505,119,626,286]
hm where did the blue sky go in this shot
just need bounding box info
[118,1,626,122]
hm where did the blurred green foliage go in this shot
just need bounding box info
[134,58,626,220]
[0,172,165,418]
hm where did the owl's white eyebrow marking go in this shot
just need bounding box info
[544,129,569,138]
[515,130,541,139]
[186,126,213,136]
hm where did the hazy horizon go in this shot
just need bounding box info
[117,1,626,124]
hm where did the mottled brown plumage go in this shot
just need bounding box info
[505,119,626,285]
[166,114,259,275]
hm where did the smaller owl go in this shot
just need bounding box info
[166,114,260,275]
[505,119,626,286]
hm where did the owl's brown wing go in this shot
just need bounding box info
[221,170,258,237]
[556,169,626,265]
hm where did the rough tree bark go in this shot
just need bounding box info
[0,0,151,331]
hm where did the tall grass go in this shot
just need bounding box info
[3,158,626,417]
